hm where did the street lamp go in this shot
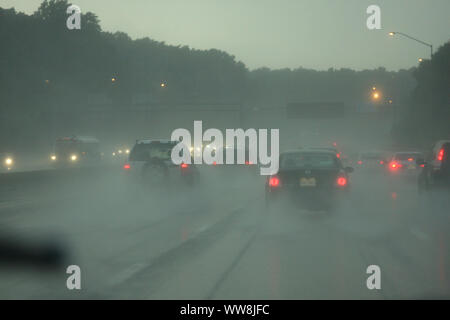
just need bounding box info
[389,31,433,58]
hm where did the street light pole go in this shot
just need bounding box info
[389,31,433,58]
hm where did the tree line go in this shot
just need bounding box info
[0,0,448,147]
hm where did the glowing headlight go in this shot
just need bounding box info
[112,152,116,156]
[189,147,194,152]
[5,157,13,166]
[118,150,123,154]
[51,155,57,161]
[70,154,78,161]
[125,149,130,154]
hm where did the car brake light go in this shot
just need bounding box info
[390,162,402,169]
[336,153,340,158]
[380,160,384,165]
[437,148,444,161]
[337,177,347,186]
[123,163,130,170]
[245,161,253,165]
[357,160,363,165]
[408,158,414,162]
[181,163,189,168]
[213,161,217,166]
[269,176,280,187]
[420,164,425,168]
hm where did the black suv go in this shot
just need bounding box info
[417,140,450,193]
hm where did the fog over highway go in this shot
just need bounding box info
[0,130,448,299]
[0,0,449,301]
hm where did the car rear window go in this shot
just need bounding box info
[129,143,176,161]
[280,152,338,169]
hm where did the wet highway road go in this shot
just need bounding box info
[0,166,448,299]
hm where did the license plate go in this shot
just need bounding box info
[300,177,316,187]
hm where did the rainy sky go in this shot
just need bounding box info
[2,0,449,70]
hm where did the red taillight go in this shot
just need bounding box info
[420,164,425,168]
[337,176,347,186]
[269,176,280,187]
[357,160,363,165]
[123,163,130,170]
[213,161,217,166]
[390,162,402,169]
[245,161,253,165]
[336,153,341,158]
[181,163,189,169]
[437,148,444,161]
[380,160,384,165]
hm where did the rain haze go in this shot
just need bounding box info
[2,0,450,70]
[0,0,449,302]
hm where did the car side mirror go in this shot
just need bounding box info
[344,166,354,173]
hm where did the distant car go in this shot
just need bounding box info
[124,139,199,187]
[211,146,257,167]
[265,149,353,211]
[387,151,424,174]
[50,136,102,167]
[0,152,14,171]
[111,146,130,160]
[418,140,450,193]
[355,151,387,170]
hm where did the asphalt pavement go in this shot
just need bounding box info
[0,165,448,299]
